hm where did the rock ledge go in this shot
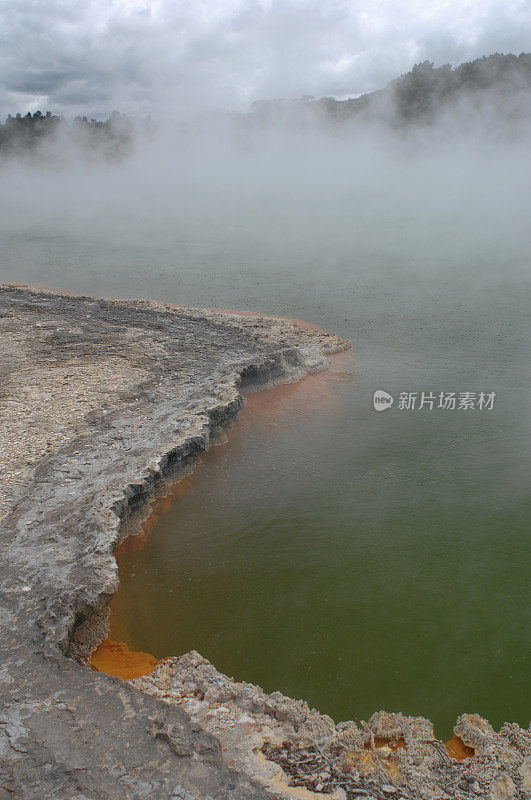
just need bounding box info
[0,285,527,800]
[0,284,346,800]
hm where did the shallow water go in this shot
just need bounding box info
[1,145,530,735]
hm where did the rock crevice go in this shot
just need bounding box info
[0,285,527,800]
[0,285,347,800]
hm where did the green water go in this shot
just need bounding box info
[1,137,530,735]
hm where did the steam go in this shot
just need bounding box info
[1,90,530,291]
[2,0,531,118]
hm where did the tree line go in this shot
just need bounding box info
[247,52,531,125]
[0,110,155,159]
[1,52,530,158]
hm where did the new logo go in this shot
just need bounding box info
[373,389,394,411]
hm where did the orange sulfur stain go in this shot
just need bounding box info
[371,737,407,752]
[445,734,475,760]
[113,349,355,561]
[114,474,199,557]
[242,349,355,422]
[166,303,328,334]
[90,638,160,680]
[362,737,407,756]
[106,347,355,671]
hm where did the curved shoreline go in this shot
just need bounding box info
[0,284,348,800]
[0,285,528,800]
[93,347,355,676]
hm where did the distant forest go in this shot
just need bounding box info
[0,110,155,160]
[249,51,531,124]
[1,52,530,159]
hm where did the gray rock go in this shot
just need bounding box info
[0,285,347,800]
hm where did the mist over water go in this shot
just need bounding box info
[1,107,530,733]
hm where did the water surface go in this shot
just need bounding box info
[1,140,530,735]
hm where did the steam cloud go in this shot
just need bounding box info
[1,80,530,288]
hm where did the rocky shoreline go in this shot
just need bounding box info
[131,651,530,800]
[0,285,528,800]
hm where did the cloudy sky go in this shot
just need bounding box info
[0,0,530,118]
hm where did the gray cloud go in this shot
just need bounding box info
[1,0,530,118]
